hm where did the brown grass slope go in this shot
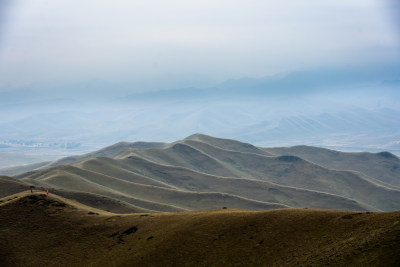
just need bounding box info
[48,189,152,214]
[264,145,400,187]
[1,193,399,267]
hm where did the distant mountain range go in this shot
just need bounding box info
[1,67,399,169]
[2,134,399,213]
[118,67,400,101]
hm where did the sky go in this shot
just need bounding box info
[0,0,400,165]
[0,0,399,94]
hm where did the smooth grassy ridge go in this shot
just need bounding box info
[1,192,399,266]
[10,134,400,212]
[16,158,367,212]
[134,134,400,192]
[264,145,400,187]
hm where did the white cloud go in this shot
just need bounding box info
[0,0,398,91]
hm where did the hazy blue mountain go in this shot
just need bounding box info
[116,66,400,101]
[0,68,399,168]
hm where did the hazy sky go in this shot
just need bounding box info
[0,0,399,93]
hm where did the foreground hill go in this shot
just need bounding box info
[1,192,399,266]
[0,177,152,214]
[7,134,400,212]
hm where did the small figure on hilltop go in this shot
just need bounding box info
[30,186,35,193]
[46,189,49,196]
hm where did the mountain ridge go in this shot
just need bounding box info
[2,134,398,213]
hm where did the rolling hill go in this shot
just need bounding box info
[1,192,399,266]
[5,134,400,212]
[264,145,400,187]
[0,176,153,214]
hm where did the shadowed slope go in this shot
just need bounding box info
[128,140,400,211]
[132,142,239,177]
[10,134,400,212]
[20,165,287,211]
[0,176,28,197]
[17,155,367,211]
[185,133,273,156]
[87,155,366,211]
[1,193,399,267]
[49,189,152,214]
[264,145,400,187]
[0,177,153,214]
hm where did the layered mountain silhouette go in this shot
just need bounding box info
[2,134,400,212]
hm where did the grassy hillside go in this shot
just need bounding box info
[17,155,368,211]
[0,141,167,176]
[132,142,240,177]
[128,139,400,211]
[264,145,400,187]
[19,165,287,211]
[0,161,51,176]
[0,177,153,214]
[40,141,168,170]
[10,134,400,212]
[0,176,28,197]
[49,189,152,214]
[78,155,366,211]
[185,133,273,156]
[1,192,399,266]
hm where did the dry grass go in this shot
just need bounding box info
[1,192,399,266]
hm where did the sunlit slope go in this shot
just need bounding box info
[1,193,399,267]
